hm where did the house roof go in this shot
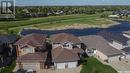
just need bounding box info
[122,47,130,54]
[72,48,84,54]
[123,31,130,35]
[97,30,129,44]
[79,35,122,57]
[50,33,81,44]
[0,35,18,43]
[52,47,80,63]
[14,33,47,48]
[17,52,48,62]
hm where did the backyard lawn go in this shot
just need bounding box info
[80,57,117,73]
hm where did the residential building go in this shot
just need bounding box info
[97,30,130,50]
[50,33,81,49]
[14,33,47,56]
[52,46,80,69]
[14,33,49,70]
[16,52,48,70]
[50,33,84,69]
[80,35,123,63]
[14,33,84,70]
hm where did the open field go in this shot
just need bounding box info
[0,12,117,34]
[80,57,117,73]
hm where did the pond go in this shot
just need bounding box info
[20,21,130,36]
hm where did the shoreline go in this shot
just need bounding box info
[31,20,120,31]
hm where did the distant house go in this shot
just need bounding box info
[80,35,123,63]
[113,10,130,16]
[52,47,80,69]
[0,35,18,68]
[14,33,49,70]
[97,30,130,50]
[14,33,47,56]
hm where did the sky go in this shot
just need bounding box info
[15,0,130,6]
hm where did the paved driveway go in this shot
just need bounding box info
[109,59,130,73]
[37,66,81,73]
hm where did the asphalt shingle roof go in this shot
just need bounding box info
[80,35,122,57]
[52,47,80,63]
[122,47,130,54]
[17,52,48,62]
[15,33,47,48]
[50,33,81,44]
[0,35,18,43]
[97,30,129,45]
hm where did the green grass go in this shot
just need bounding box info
[80,57,117,73]
[0,61,16,73]
[0,12,113,34]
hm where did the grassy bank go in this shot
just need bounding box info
[0,12,114,34]
[80,57,117,73]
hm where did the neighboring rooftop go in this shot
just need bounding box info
[80,35,122,57]
[72,48,84,54]
[50,33,81,44]
[97,30,129,44]
[122,47,130,55]
[123,30,130,35]
[0,35,18,43]
[52,47,80,63]
[14,33,47,48]
[17,52,48,62]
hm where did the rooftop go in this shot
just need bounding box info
[50,33,81,44]
[52,47,80,63]
[122,47,130,54]
[17,52,48,62]
[15,33,47,48]
[80,35,122,57]
[97,30,129,45]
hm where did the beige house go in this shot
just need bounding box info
[16,52,48,70]
[14,33,47,56]
[80,35,123,62]
[14,33,48,70]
